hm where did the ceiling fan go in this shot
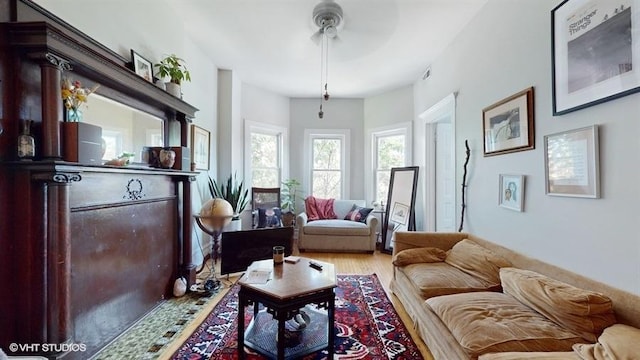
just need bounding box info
[310,0,344,44]
[311,0,345,118]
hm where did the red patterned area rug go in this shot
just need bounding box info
[171,274,422,359]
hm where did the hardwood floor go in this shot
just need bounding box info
[161,250,434,360]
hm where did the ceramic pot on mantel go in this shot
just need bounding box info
[165,82,181,98]
[159,148,176,169]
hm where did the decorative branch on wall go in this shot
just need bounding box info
[458,140,470,232]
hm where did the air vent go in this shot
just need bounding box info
[422,66,432,80]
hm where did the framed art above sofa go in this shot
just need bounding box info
[544,125,600,198]
[482,87,534,156]
[552,0,640,115]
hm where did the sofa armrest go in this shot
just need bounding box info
[393,231,468,257]
[296,212,308,227]
[365,214,379,232]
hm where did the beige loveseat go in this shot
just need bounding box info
[296,199,378,253]
[390,232,640,360]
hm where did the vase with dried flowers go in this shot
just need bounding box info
[61,78,99,122]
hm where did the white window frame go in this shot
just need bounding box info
[366,122,412,205]
[244,120,289,188]
[303,129,350,199]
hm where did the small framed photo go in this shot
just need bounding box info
[483,87,535,156]
[552,0,640,115]
[499,174,525,212]
[130,50,153,82]
[544,125,600,198]
[390,202,409,225]
[191,125,210,170]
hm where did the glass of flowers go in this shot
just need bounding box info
[61,78,99,122]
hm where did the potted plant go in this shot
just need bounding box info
[208,173,249,230]
[280,178,302,226]
[154,54,191,98]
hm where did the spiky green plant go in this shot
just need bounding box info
[208,173,249,219]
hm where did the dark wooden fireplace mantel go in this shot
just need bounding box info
[0,1,201,358]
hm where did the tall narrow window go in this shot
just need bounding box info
[250,132,281,187]
[374,131,406,203]
[304,129,349,199]
[312,137,342,198]
[245,121,288,189]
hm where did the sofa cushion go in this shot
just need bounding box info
[392,247,447,266]
[479,352,579,360]
[500,268,616,342]
[426,291,586,359]
[444,239,512,285]
[344,204,373,223]
[398,262,501,299]
[304,196,337,221]
[303,219,370,236]
[572,324,640,360]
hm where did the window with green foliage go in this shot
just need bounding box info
[374,133,406,203]
[250,132,281,187]
[304,129,349,199]
[312,137,342,199]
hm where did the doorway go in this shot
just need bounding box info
[419,93,456,232]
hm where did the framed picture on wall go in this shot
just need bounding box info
[191,125,210,170]
[552,0,640,115]
[482,87,535,156]
[544,125,600,198]
[499,174,525,212]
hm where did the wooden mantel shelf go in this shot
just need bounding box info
[6,160,199,177]
[6,21,198,120]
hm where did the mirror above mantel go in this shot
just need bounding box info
[83,93,164,162]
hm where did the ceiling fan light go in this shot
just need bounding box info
[313,1,343,29]
[324,25,337,38]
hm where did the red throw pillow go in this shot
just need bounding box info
[304,196,337,221]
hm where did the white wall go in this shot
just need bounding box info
[242,83,290,129]
[290,98,365,200]
[414,0,640,295]
[242,83,290,180]
[217,70,233,179]
[363,86,415,209]
[364,86,414,129]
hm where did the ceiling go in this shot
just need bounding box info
[173,0,488,98]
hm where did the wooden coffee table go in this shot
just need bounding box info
[237,258,336,360]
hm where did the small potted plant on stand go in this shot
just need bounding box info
[154,54,191,98]
[208,173,249,231]
[281,178,302,227]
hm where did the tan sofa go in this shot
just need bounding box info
[296,199,378,253]
[390,232,640,360]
